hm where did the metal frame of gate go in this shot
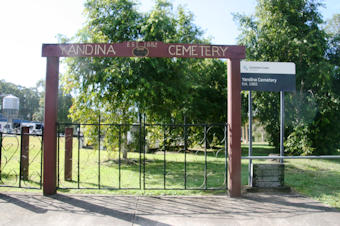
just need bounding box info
[56,122,228,191]
[0,129,43,190]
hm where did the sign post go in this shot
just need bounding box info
[248,90,253,186]
[241,61,296,186]
[280,91,285,164]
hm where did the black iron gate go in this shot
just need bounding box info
[56,121,228,191]
[0,128,43,189]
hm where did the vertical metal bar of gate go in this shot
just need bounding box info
[184,117,187,189]
[19,129,23,188]
[204,125,208,190]
[57,125,60,188]
[118,125,121,189]
[143,115,146,189]
[98,115,101,189]
[40,128,44,189]
[224,124,228,189]
[77,124,80,189]
[163,127,166,189]
[140,114,144,189]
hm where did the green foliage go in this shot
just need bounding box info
[285,125,314,155]
[235,0,340,154]
[325,14,340,98]
[32,79,73,125]
[308,103,340,155]
[63,0,228,154]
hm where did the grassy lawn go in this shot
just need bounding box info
[241,143,340,209]
[285,159,340,208]
[56,137,228,195]
[1,135,340,209]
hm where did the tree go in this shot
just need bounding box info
[63,0,229,158]
[235,0,340,154]
[33,79,73,127]
[325,14,340,96]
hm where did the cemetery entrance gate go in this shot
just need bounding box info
[42,42,245,196]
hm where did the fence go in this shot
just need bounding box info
[0,128,43,189]
[2,124,338,191]
[56,122,228,191]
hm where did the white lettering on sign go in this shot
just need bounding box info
[258,78,277,84]
[191,46,198,56]
[242,77,257,82]
[168,45,228,57]
[107,45,116,55]
[126,41,158,48]
[168,45,175,55]
[60,44,117,56]
[242,77,277,84]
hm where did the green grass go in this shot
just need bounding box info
[242,143,340,209]
[1,136,340,209]
[1,134,228,195]
[56,147,227,195]
[285,158,340,208]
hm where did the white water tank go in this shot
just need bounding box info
[3,95,19,110]
[2,95,19,120]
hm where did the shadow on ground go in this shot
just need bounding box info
[0,192,339,226]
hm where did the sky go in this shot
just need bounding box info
[0,0,339,88]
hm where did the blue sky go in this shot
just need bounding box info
[0,0,338,88]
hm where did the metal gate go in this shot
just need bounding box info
[56,121,228,191]
[0,128,43,190]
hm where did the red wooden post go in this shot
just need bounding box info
[64,128,73,181]
[20,127,30,181]
[227,59,242,197]
[43,56,59,195]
